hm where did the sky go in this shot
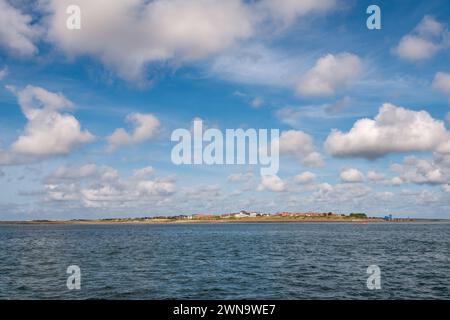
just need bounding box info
[1,0,450,220]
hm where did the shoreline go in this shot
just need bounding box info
[0,217,448,225]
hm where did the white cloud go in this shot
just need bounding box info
[257,174,285,192]
[367,170,384,182]
[227,171,253,182]
[365,170,405,186]
[325,96,352,114]
[136,179,176,196]
[296,53,362,97]
[210,44,305,88]
[43,165,176,208]
[340,168,364,183]
[415,15,445,37]
[325,103,450,159]
[233,91,265,108]
[0,0,39,56]
[48,164,98,181]
[275,97,354,127]
[132,166,155,180]
[107,113,160,151]
[432,72,450,94]
[0,67,8,80]
[442,184,450,193]
[8,85,94,157]
[311,182,372,204]
[395,16,449,61]
[40,0,341,82]
[275,107,304,127]
[389,177,403,186]
[294,171,316,184]
[391,156,448,185]
[277,130,323,167]
[0,0,343,90]
[250,96,264,108]
[395,36,440,61]
[313,182,333,198]
[257,0,337,26]
[43,0,253,81]
[46,164,119,183]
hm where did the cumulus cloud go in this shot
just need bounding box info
[228,171,253,183]
[37,0,340,83]
[365,170,405,186]
[47,164,98,181]
[442,184,450,193]
[0,0,342,85]
[367,170,385,182]
[107,113,160,151]
[395,36,440,61]
[43,164,175,208]
[45,164,119,183]
[257,174,286,192]
[389,177,403,186]
[340,168,364,183]
[296,53,362,97]
[432,72,450,94]
[132,166,155,180]
[311,182,373,206]
[42,0,253,81]
[294,171,316,184]
[325,103,450,159]
[395,16,449,61]
[7,85,94,157]
[277,130,323,167]
[136,179,176,196]
[0,0,40,56]
[391,156,448,185]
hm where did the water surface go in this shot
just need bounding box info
[0,223,449,299]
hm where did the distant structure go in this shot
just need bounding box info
[219,210,271,219]
[234,210,259,218]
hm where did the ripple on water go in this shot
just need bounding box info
[0,223,449,299]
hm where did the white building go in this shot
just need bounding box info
[234,210,259,218]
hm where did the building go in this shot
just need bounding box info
[233,210,259,218]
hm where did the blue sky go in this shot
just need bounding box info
[1,0,450,220]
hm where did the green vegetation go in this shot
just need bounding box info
[349,213,367,219]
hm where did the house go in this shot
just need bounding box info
[233,210,259,218]
[276,212,292,217]
[258,213,271,217]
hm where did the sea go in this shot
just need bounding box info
[0,222,449,299]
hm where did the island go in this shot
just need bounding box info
[0,210,429,224]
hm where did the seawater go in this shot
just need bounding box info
[0,222,449,299]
